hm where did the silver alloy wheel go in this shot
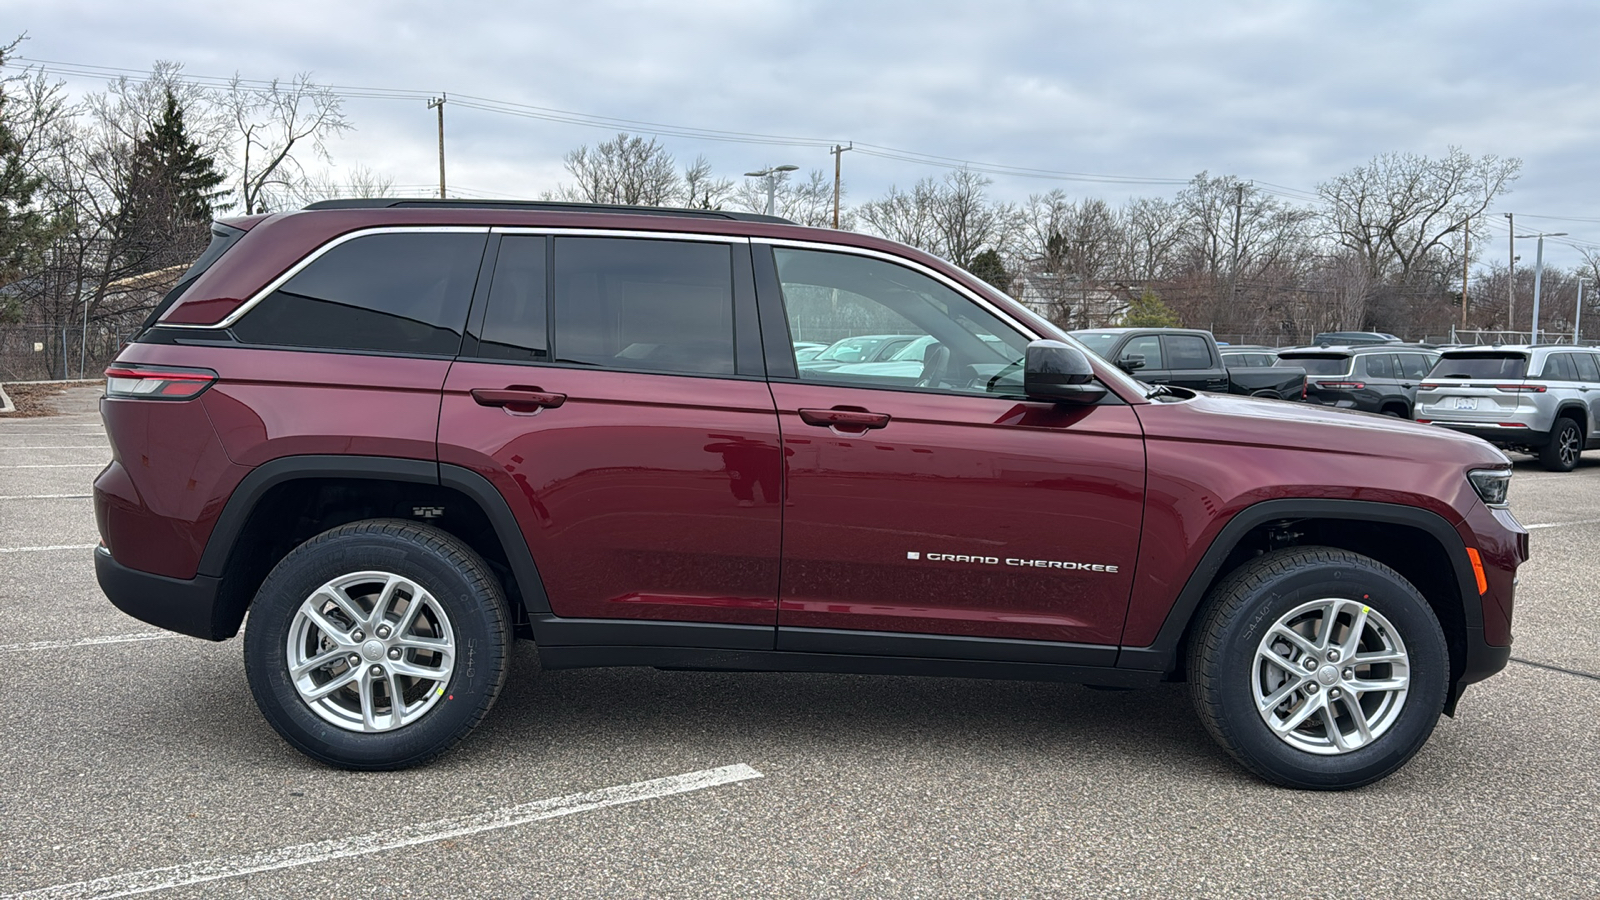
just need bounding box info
[286,570,456,733]
[1252,597,1410,755]
[1559,424,1581,468]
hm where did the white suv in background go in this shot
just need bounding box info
[1416,345,1600,471]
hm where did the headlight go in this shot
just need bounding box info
[1468,468,1511,508]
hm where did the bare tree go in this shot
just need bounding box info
[1318,148,1520,285]
[221,73,350,214]
[681,155,733,210]
[293,164,396,204]
[558,133,680,206]
[858,169,1015,269]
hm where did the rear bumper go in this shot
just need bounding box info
[96,546,231,640]
[1426,422,1551,448]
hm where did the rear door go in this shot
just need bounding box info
[438,232,783,628]
[759,243,1146,652]
[1160,333,1226,391]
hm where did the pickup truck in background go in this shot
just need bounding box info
[1070,327,1306,400]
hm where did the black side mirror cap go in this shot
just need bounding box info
[1025,340,1107,405]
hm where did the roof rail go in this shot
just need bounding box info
[300,197,796,225]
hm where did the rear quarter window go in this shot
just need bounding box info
[231,231,486,356]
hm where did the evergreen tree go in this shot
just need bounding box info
[0,38,48,302]
[1121,289,1182,327]
[114,89,226,272]
[967,248,1012,293]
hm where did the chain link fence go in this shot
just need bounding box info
[0,323,131,382]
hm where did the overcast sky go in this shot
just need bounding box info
[7,0,1600,272]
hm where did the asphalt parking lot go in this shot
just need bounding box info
[2,385,1598,899]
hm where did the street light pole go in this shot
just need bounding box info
[744,165,798,217]
[1578,277,1590,344]
[1516,231,1567,343]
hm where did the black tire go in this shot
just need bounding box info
[1380,404,1407,418]
[243,519,511,770]
[1538,417,1583,472]
[1187,547,1448,790]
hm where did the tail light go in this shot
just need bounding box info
[1316,381,1364,390]
[105,364,218,400]
[1494,384,1545,393]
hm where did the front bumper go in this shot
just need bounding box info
[96,546,231,640]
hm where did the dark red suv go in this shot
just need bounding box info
[95,199,1526,789]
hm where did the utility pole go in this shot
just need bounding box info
[1505,212,1514,328]
[1578,277,1589,343]
[1228,182,1244,317]
[1461,217,1470,329]
[830,142,853,229]
[427,94,447,199]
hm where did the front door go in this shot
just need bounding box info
[438,233,782,627]
[761,245,1146,648]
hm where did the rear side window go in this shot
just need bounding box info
[1429,353,1528,379]
[1363,353,1395,379]
[1280,354,1350,376]
[232,231,486,356]
[553,237,735,376]
[1163,335,1212,369]
[477,236,549,362]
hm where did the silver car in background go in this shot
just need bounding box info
[1415,345,1600,471]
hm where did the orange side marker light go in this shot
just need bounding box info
[1465,548,1489,595]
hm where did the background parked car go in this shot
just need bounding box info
[1416,344,1600,471]
[798,333,920,373]
[792,341,828,362]
[1276,344,1439,417]
[1313,331,1402,346]
[1217,345,1281,368]
[1072,328,1305,400]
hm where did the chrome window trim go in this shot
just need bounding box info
[165,226,493,330]
[493,227,750,244]
[751,237,1042,342]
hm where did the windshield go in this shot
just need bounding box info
[1430,353,1529,379]
[1278,354,1351,376]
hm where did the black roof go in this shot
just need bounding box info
[301,197,795,225]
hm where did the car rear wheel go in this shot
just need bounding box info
[1187,546,1448,790]
[1538,418,1583,472]
[243,519,510,770]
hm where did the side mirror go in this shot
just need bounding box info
[1117,353,1146,372]
[1025,340,1107,405]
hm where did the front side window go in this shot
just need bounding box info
[1573,353,1600,383]
[1122,335,1163,370]
[232,231,485,356]
[553,237,736,376]
[1397,354,1433,380]
[774,248,1028,395]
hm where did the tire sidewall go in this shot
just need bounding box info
[244,526,505,769]
[1209,557,1448,789]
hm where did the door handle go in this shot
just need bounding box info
[799,407,890,432]
[471,387,567,413]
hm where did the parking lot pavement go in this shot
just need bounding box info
[3,391,1599,898]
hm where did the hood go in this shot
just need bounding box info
[1143,392,1510,468]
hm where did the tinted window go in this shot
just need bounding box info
[1122,335,1163,369]
[1574,353,1600,383]
[1224,353,1272,368]
[1397,353,1433,380]
[1071,332,1123,359]
[1540,353,1578,381]
[1363,353,1395,379]
[1279,354,1351,376]
[233,232,485,355]
[478,236,548,361]
[1428,353,1528,379]
[774,248,1028,395]
[1164,335,1212,369]
[553,237,735,376]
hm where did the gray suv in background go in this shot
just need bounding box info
[1416,345,1600,471]
[1276,344,1439,417]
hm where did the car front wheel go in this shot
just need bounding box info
[1187,547,1448,790]
[243,519,510,770]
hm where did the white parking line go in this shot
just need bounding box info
[0,544,98,553]
[0,494,92,500]
[0,633,175,653]
[1524,518,1600,530]
[0,464,103,469]
[4,764,764,900]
